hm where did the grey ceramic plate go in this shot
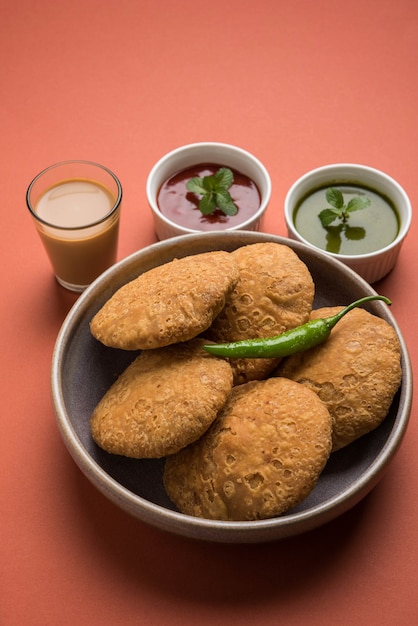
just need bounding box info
[51,231,412,543]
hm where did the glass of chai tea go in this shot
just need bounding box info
[27,160,122,292]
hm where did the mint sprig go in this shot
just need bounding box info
[319,187,370,228]
[186,167,238,216]
[318,187,370,253]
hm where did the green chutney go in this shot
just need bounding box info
[293,184,400,255]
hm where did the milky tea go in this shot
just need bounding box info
[27,162,122,291]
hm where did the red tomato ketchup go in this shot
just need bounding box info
[157,163,261,231]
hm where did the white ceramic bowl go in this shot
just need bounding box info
[51,231,412,543]
[146,142,272,239]
[284,164,412,283]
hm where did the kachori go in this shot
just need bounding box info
[90,338,234,458]
[163,377,332,521]
[90,251,240,350]
[276,306,402,451]
[205,242,315,384]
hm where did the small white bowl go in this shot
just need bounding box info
[284,164,412,283]
[146,142,272,239]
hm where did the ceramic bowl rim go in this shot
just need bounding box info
[51,231,412,543]
[284,163,412,261]
[145,142,272,235]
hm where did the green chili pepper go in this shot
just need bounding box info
[203,295,391,359]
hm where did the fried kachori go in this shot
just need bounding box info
[276,306,402,451]
[90,251,240,350]
[205,242,315,384]
[163,377,332,521]
[90,338,234,459]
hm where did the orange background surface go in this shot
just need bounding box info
[1,1,417,624]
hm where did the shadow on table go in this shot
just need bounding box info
[69,460,382,608]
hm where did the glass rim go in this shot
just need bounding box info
[26,160,123,230]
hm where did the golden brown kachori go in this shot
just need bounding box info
[164,377,332,521]
[90,251,240,350]
[90,338,234,459]
[276,306,402,451]
[205,242,315,384]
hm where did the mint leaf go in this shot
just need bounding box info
[186,177,207,195]
[215,189,238,215]
[326,187,344,209]
[319,187,371,230]
[186,167,238,216]
[319,208,340,228]
[202,175,218,192]
[346,196,370,213]
[214,167,233,189]
[199,193,216,215]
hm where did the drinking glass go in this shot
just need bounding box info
[27,160,122,292]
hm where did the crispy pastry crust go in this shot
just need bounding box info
[90,251,240,350]
[205,243,315,384]
[276,307,402,451]
[164,377,332,521]
[90,338,234,458]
